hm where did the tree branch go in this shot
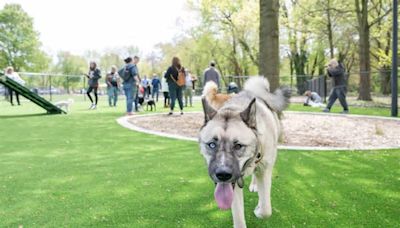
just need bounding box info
[369,8,392,28]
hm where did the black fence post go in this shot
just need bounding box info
[324,75,327,103]
[49,74,52,101]
[83,76,86,101]
[392,0,398,117]
[66,76,69,94]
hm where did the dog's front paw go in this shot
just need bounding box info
[248,183,258,192]
[254,205,272,219]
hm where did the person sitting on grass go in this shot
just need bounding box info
[304,90,324,107]
[85,61,101,110]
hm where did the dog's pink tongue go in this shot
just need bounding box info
[214,183,234,210]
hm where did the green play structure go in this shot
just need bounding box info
[0,72,65,114]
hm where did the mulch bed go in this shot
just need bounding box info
[128,112,400,149]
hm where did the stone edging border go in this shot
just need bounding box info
[116,111,400,151]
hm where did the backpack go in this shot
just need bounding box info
[170,68,185,87]
[118,66,131,81]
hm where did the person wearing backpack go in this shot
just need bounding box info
[164,57,185,115]
[120,56,140,115]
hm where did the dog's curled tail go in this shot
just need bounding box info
[244,76,291,112]
[202,81,218,101]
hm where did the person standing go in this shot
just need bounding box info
[183,69,194,107]
[141,76,150,99]
[203,61,221,88]
[106,65,121,107]
[151,74,161,102]
[323,59,349,114]
[164,57,184,115]
[85,61,101,110]
[121,56,140,115]
[161,72,170,108]
[5,66,24,106]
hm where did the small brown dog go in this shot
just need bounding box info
[202,81,233,109]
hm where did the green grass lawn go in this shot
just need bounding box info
[0,95,399,227]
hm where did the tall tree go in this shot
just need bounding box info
[0,4,49,71]
[259,0,280,91]
[354,0,391,100]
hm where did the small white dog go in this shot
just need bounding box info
[54,98,74,113]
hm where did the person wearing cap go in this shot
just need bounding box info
[203,61,221,89]
[323,59,349,114]
[121,56,140,115]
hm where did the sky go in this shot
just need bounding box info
[0,0,195,56]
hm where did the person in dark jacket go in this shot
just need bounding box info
[323,59,349,114]
[85,61,101,110]
[164,57,184,115]
[203,61,221,88]
[151,74,161,102]
[121,56,140,115]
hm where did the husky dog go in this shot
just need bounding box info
[54,98,74,113]
[199,77,290,228]
[202,81,233,110]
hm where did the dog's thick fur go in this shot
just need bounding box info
[54,98,74,113]
[202,81,232,110]
[199,77,290,228]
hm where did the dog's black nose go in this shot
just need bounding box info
[215,168,232,182]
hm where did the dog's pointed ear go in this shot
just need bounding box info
[202,97,217,123]
[240,98,257,129]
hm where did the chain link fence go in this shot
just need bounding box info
[1,71,399,107]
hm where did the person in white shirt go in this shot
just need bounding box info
[304,90,324,107]
[183,69,194,107]
[5,66,25,106]
[161,72,170,108]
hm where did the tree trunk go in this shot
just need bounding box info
[259,0,280,91]
[356,0,372,101]
[357,24,372,100]
[326,0,335,59]
[379,66,391,95]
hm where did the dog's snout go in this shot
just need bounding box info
[215,167,233,182]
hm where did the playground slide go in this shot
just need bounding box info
[0,73,65,114]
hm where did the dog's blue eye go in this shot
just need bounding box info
[208,142,217,149]
[234,144,243,150]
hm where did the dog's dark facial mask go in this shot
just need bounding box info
[207,138,241,210]
[200,98,258,210]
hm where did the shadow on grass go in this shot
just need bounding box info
[0,113,48,119]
